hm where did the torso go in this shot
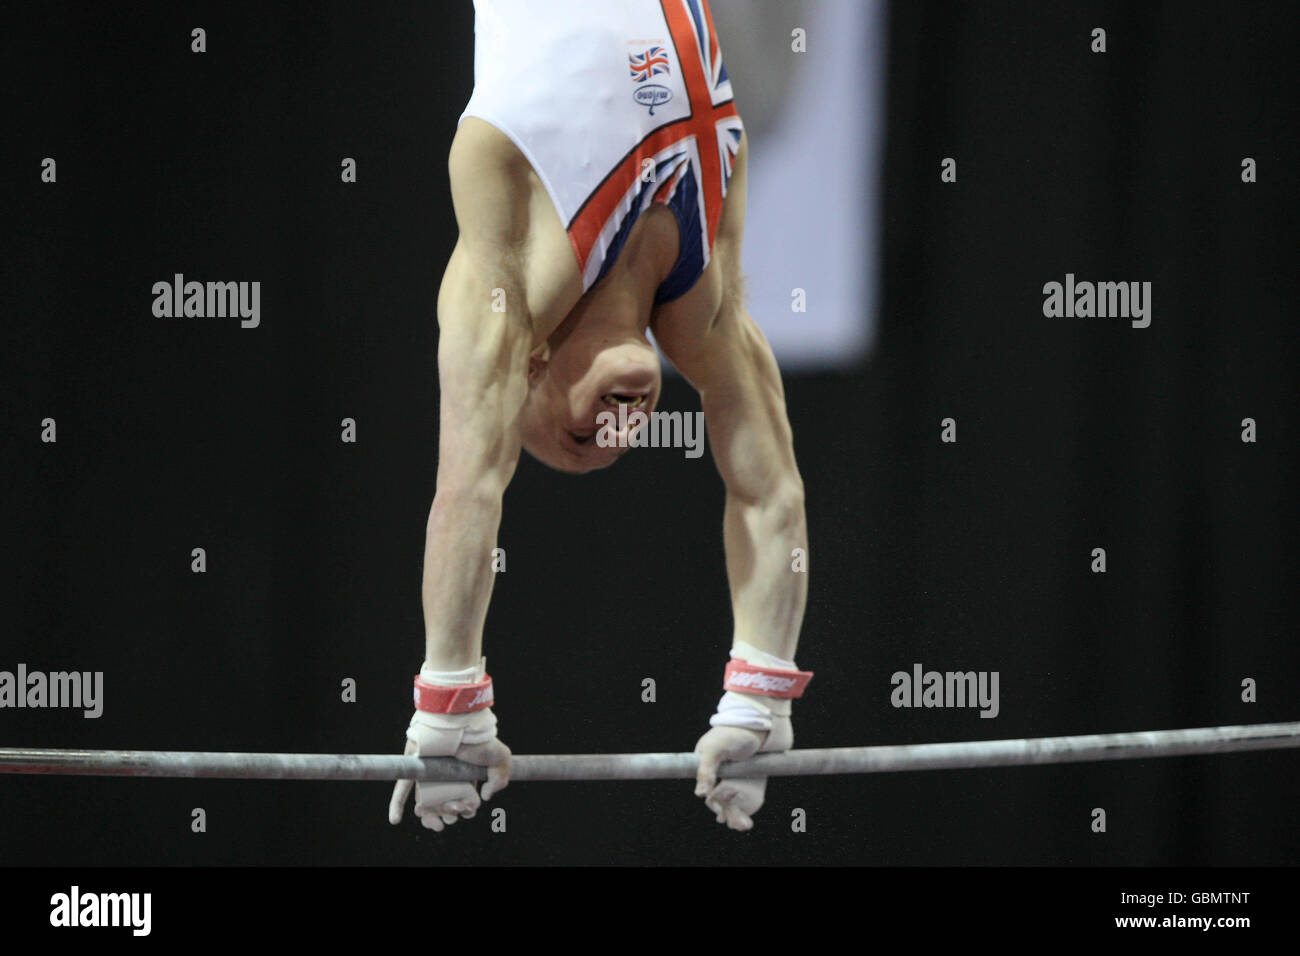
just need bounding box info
[457,0,741,347]
[452,116,729,355]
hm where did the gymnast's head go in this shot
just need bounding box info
[520,297,662,474]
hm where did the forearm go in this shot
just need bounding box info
[422,364,522,673]
[723,476,807,662]
[421,483,506,670]
[421,371,525,670]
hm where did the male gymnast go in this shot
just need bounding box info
[388,0,811,833]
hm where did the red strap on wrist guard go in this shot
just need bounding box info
[413,675,494,713]
[723,659,813,698]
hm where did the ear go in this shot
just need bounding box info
[528,344,550,386]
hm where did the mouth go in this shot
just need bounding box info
[601,392,647,408]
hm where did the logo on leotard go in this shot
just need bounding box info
[633,84,673,115]
[629,44,673,115]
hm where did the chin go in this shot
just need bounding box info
[522,438,593,474]
[523,438,623,475]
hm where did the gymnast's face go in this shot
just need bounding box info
[520,312,662,473]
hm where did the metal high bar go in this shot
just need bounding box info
[1,722,1297,782]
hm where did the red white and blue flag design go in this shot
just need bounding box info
[570,0,744,298]
[628,45,670,82]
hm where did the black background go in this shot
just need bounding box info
[3,1,1297,867]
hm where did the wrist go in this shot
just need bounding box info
[419,660,486,684]
[708,642,810,731]
[409,658,496,739]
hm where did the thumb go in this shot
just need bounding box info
[477,741,512,801]
[388,778,413,825]
[388,735,419,825]
[457,738,511,801]
[480,760,509,802]
[695,750,722,797]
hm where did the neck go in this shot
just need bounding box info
[549,205,680,349]
[629,204,682,297]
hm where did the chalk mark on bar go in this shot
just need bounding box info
[1,722,1297,782]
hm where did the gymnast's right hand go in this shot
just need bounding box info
[388,706,511,831]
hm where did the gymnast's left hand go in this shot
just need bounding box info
[693,717,792,831]
[388,708,511,832]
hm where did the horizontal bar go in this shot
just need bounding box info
[1,722,1297,782]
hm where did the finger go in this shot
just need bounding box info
[709,783,754,826]
[724,805,754,831]
[459,794,482,816]
[388,779,413,825]
[418,811,445,832]
[696,752,723,797]
[718,794,753,831]
[481,761,510,802]
[439,800,472,822]
[705,787,731,818]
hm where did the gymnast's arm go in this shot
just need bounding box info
[389,126,543,828]
[663,138,807,662]
[658,132,806,662]
[422,143,536,672]
[387,251,526,829]
[693,297,808,663]
[422,246,531,670]
[659,265,809,831]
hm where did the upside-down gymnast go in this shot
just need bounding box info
[388,0,810,832]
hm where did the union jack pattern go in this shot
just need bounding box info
[570,0,743,300]
[628,45,670,82]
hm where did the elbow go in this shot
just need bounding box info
[434,441,517,507]
[771,477,806,528]
[430,476,506,518]
[729,472,805,524]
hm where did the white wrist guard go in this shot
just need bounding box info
[409,658,497,744]
[708,642,802,732]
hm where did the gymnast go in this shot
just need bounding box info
[388,0,810,833]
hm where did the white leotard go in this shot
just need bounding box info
[460,0,744,302]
